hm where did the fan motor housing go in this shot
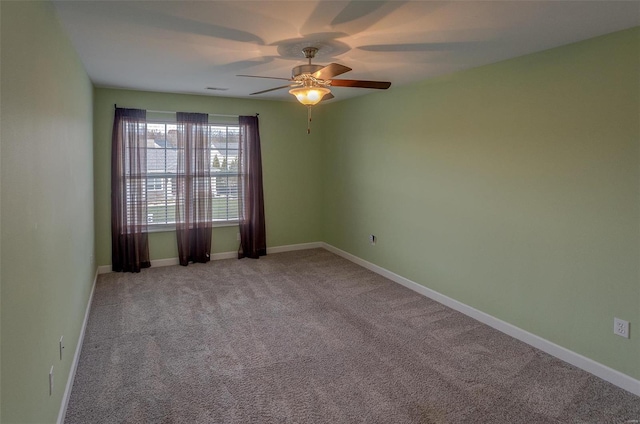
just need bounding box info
[292,64,324,78]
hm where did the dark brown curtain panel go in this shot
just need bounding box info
[238,115,266,259]
[111,108,151,272]
[176,112,213,266]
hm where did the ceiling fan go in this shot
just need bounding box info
[238,46,391,104]
[238,47,391,133]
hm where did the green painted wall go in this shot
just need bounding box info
[1,1,95,422]
[93,88,325,267]
[323,28,640,379]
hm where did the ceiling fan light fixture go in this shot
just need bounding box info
[289,86,330,106]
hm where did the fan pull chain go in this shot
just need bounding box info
[307,106,312,134]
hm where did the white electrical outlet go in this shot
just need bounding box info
[614,318,629,338]
[368,234,376,245]
[59,336,65,360]
[49,366,54,396]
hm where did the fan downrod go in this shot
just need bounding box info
[292,47,323,78]
[302,47,318,64]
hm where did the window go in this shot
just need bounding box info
[210,125,240,221]
[145,121,239,228]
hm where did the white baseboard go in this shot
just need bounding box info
[97,264,111,274]
[211,251,238,261]
[96,242,325,274]
[267,241,323,254]
[321,242,640,397]
[57,269,98,424]
[150,257,180,267]
[98,257,180,274]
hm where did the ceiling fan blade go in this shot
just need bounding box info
[312,63,352,80]
[329,79,391,89]
[321,92,335,101]
[237,74,292,81]
[250,85,295,95]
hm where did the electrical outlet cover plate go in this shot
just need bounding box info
[614,318,629,338]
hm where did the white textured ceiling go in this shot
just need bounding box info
[52,1,640,103]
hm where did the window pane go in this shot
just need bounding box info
[147,149,165,172]
[147,123,165,148]
[226,150,239,171]
[166,124,178,148]
[144,121,239,225]
[227,127,239,144]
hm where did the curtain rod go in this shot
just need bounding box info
[114,104,258,117]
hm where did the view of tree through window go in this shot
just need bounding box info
[145,122,240,226]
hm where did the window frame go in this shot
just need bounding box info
[144,119,241,232]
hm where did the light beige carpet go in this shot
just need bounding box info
[65,248,640,423]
